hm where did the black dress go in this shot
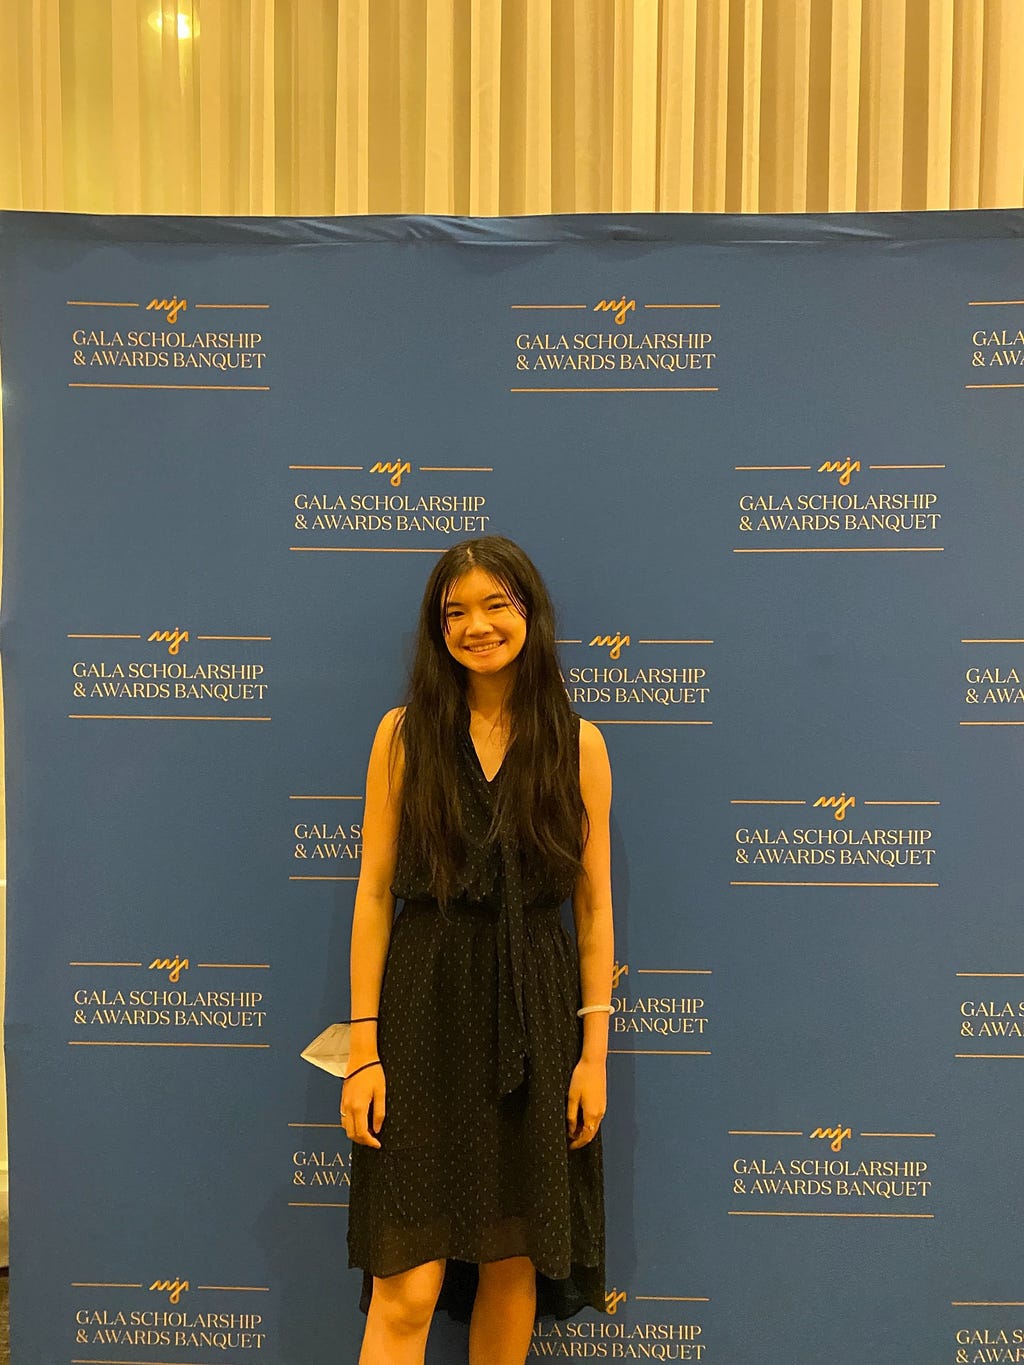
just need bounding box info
[347,714,606,1322]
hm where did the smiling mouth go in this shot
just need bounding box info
[465,640,503,653]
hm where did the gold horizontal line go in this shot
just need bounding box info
[952,1301,1024,1306]
[860,1132,935,1138]
[288,1201,349,1207]
[196,963,269,969]
[956,972,1024,978]
[863,800,939,805]
[68,1041,269,1048]
[290,795,362,800]
[68,383,269,391]
[556,639,584,644]
[731,880,937,887]
[644,303,720,309]
[290,546,444,553]
[69,714,271,721]
[869,463,946,469]
[197,1284,268,1291]
[70,1282,144,1288]
[510,386,718,393]
[73,1359,256,1365]
[69,962,142,967]
[288,464,364,470]
[634,1296,710,1302]
[729,1130,803,1136]
[637,639,713,645]
[729,1211,933,1219]
[960,721,1024,726]
[965,383,1024,389]
[609,1049,711,1055]
[961,638,1024,643]
[419,466,493,472]
[956,1052,1024,1058]
[193,303,269,309]
[636,968,711,975]
[66,300,138,307]
[67,633,141,639]
[195,635,270,641]
[968,299,1024,305]
[72,1360,234,1365]
[290,875,359,881]
[590,720,712,725]
[731,799,806,805]
[510,303,587,309]
[288,1122,343,1128]
[734,465,811,470]
[734,547,943,553]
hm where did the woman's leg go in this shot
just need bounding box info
[358,1259,446,1365]
[469,1256,537,1365]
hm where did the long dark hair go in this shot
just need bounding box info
[395,536,585,904]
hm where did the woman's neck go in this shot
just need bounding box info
[464,669,515,720]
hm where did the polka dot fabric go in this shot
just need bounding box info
[347,714,606,1322]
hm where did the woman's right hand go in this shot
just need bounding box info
[340,1063,386,1148]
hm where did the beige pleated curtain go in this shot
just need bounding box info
[1,0,1023,217]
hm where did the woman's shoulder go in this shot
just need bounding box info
[576,714,605,752]
[375,705,406,737]
[577,716,610,784]
[368,706,406,764]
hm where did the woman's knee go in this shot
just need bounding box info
[371,1261,445,1336]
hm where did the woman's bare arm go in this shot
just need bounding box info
[342,707,404,1146]
[567,719,615,1147]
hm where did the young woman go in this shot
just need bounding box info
[342,535,614,1365]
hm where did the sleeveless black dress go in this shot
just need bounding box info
[347,714,606,1322]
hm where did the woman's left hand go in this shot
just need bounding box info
[566,1058,607,1149]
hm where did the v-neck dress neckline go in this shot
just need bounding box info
[467,716,509,785]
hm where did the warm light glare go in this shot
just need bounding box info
[147,10,196,41]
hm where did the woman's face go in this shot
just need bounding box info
[441,567,527,677]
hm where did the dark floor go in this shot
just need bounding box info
[0,1270,8,1365]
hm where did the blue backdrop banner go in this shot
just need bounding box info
[3,209,1024,1365]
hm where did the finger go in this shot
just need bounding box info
[570,1120,598,1150]
[353,1108,381,1149]
[566,1089,581,1130]
[372,1081,386,1133]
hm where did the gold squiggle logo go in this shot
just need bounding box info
[149,1279,189,1303]
[813,793,856,822]
[593,298,636,325]
[589,633,630,660]
[149,956,189,983]
[147,296,187,324]
[818,458,860,486]
[605,1288,627,1314]
[810,1125,852,1153]
[148,628,189,656]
